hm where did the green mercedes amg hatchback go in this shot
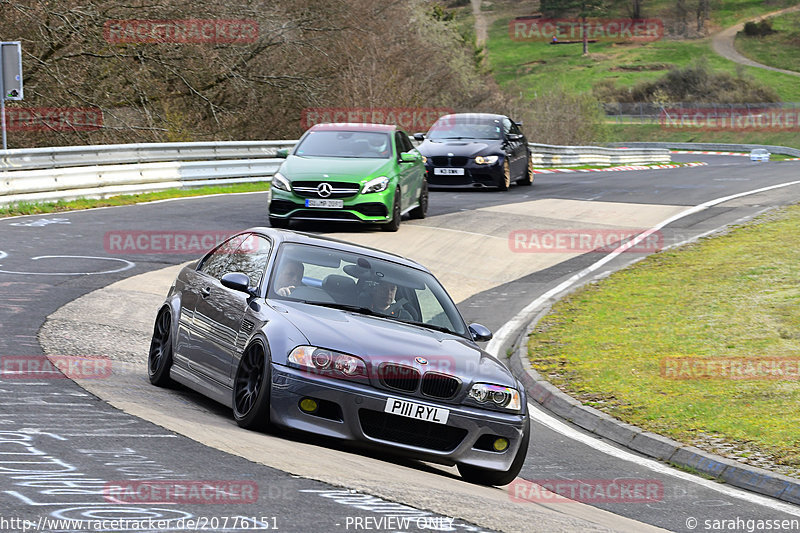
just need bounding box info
[268,123,428,231]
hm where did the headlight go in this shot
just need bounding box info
[362,176,390,194]
[288,346,367,381]
[421,156,427,164]
[272,172,292,192]
[467,383,521,411]
[475,155,499,165]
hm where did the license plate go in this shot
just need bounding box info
[434,167,465,176]
[305,199,343,208]
[384,397,449,424]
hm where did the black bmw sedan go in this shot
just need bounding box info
[148,228,530,486]
[414,113,534,190]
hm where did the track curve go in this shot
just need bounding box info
[2,158,800,532]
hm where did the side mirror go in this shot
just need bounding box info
[400,151,420,163]
[514,121,524,127]
[275,148,290,158]
[468,323,493,342]
[413,133,425,141]
[221,272,252,294]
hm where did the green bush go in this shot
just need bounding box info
[592,58,780,103]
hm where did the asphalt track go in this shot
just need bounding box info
[2,154,800,532]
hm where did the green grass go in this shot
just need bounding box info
[607,123,800,150]
[527,205,800,472]
[488,14,800,102]
[0,182,271,218]
[735,11,800,73]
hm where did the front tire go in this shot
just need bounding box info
[382,188,402,232]
[458,420,530,486]
[519,152,534,186]
[148,308,174,387]
[498,160,511,191]
[409,181,428,219]
[232,342,271,431]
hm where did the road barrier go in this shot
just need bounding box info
[606,141,800,157]
[0,140,669,206]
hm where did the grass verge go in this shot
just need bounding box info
[527,204,800,475]
[606,123,800,150]
[0,182,271,218]
[734,11,800,73]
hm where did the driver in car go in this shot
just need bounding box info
[370,281,412,320]
[275,260,304,296]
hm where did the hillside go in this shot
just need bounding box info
[0,0,500,148]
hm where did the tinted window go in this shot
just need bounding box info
[398,131,414,153]
[426,115,503,140]
[295,130,391,158]
[224,234,273,289]
[198,233,250,279]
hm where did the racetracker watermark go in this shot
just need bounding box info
[300,107,454,133]
[661,357,800,381]
[509,478,663,503]
[508,229,663,253]
[0,355,112,380]
[104,230,260,255]
[103,19,259,44]
[3,107,103,131]
[104,480,258,504]
[660,108,800,131]
[509,18,663,42]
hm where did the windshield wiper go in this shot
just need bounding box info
[395,319,456,335]
[305,301,382,317]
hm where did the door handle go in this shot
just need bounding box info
[200,287,211,298]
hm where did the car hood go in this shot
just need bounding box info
[418,139,502,158]
[281,155,393,180]
[274,300,516,388]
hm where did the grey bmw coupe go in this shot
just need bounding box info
[148,228,529,485]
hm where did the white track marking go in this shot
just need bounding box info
[486,179,800,513]
[528,403,800,516]
[0,255,135,276]
[487,179,800,355]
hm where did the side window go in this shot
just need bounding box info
[502,118,512,136]
[197,233,250,279]
[510,121,522,135]
[225,234,273,289]
[395,132,406,159]
[399,132,414,153]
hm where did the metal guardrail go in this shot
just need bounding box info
[0,140,670,206]
[0,140,297,171]
[529,142,670,166]
[606,141,800,157]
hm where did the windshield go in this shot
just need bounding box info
[294,130,392,159]
[268,243,468,337]
[426,116,503,141]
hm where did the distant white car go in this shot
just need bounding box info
[750,148,770,162]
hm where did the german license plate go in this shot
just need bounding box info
[384,397,449,424]
[434,168,465,176]
[305,199,343,208]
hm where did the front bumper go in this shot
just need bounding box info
[425,161,505,188]
[269,188,392,224]
[269,363,528,471]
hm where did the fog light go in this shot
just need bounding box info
[299,398,318,414]
[493,437,509,452]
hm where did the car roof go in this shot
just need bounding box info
[246,228,430,272]
[307,122,397,133]
[436,112,508,122]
